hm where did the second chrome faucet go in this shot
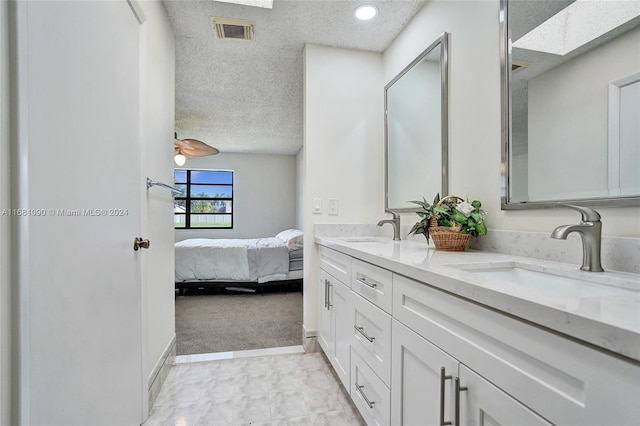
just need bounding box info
[378,211,401,241]
[551,204,604,272]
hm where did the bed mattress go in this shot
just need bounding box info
[175,237,291,283]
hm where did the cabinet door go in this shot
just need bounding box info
[458,365,551,426]
[332,279,352,389]
[391,320,458,426]
[318,269,332,355]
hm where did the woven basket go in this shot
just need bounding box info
[429,195,471,251]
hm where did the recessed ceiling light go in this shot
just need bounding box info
[513,0,640,56]
[354,5,378,21]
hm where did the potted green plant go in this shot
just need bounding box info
[408,193,487,251]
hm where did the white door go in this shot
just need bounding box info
[13,1,144,424]
[391,320,458,426]
[458,365,552,426]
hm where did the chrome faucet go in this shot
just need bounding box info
[550,204,604,272]
[378,211,401,241]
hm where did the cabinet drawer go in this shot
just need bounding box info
[351,349,391,426]
[393,273,640,426]
[319,246,351,285]
[351,292,392,387]
[351,258,393,313]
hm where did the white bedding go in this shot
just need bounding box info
[175,238,290,283]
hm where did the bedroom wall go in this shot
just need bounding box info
[175,152,298,241]
[302,44,384,336]
[139,0,176,409]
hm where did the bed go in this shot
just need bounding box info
[175,229,304,295]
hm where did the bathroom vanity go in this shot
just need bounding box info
[315,236,640,426]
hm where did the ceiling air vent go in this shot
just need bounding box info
[511,59,530,72]
[211,17,255,41]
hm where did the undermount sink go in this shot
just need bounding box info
[451,262,639,298]
[340,237,393,243]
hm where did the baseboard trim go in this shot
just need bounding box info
[175,345,305,364]
[303,325,317,338]
[147,335,176,409]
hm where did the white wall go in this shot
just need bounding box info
[175,153,298,241]
[0,1,10,423]
[302,44,383,333]
[383,0,640,238]
[528,27,640,200]
[138,0,176,397]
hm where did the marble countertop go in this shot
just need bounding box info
[315,236,640,363]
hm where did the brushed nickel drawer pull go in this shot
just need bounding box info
[354,325,375,343]
[355,382,375,409]
[356,273,378,289]
[324,279,328,309]
[440,367,453,426]
[454,377,468,426]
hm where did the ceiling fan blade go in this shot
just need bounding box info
[174,137,219,157]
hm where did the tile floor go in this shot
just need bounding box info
[144,350,366,426]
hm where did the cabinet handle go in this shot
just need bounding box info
[324,279,327,309]
[327,281,333,308]
[324,279,328,309]
[454,377,468,426]
[354,325,375,343]
[355,382,375,409]
[356,273,378,289]
[440,367,453,426]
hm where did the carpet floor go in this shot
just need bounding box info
[175,286,303,355]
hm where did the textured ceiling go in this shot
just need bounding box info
[163,0,427,155]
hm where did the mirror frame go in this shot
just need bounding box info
[384,32,449,213]
[500,0,640,210]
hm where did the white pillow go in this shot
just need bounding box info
[275,229,304,250]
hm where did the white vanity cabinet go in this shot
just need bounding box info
[393,273,640,426]
[391,319,551,426]
[316,242,640,426]
[318,247,353,389]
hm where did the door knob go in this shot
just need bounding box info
[133,237,150,251]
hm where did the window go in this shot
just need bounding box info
[174,169,233,229]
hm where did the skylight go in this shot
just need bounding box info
[214,0,273,9]
[513,0,640,56]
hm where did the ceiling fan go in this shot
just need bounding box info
[174,133,219,166]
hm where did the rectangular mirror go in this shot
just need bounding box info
[385,32,449,212]
[501,0,640,209]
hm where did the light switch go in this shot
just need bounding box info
[328,198,339,215]
[313,198,322,214]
